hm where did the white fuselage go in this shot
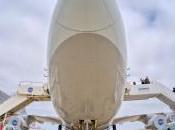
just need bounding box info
[48,0,127,126]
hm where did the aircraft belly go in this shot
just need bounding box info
[49,33,125,125]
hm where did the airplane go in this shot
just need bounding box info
[0,0,175,130]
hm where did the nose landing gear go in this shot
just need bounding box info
[70,120,98,130]
[58,124,62,130]
[112,124,117,130]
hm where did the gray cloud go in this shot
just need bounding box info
[0,0,57,94]
[118,0,175,88]
[0,0,174,94]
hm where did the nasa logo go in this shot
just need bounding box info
[12,120,18,126]
[28,87,33,93]
[158,119,164,126]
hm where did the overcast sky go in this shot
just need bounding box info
[0,0,56,94]
[0,0,175,129]
[1,0,175,94]
[120,0,175,87]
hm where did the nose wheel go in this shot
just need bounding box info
[112,125,117,130]
[70,120,98,130]
[58,124,62,130]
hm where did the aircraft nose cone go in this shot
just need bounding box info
[53,0,120,31]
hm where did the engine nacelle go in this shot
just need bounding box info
[146,114,168,130]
